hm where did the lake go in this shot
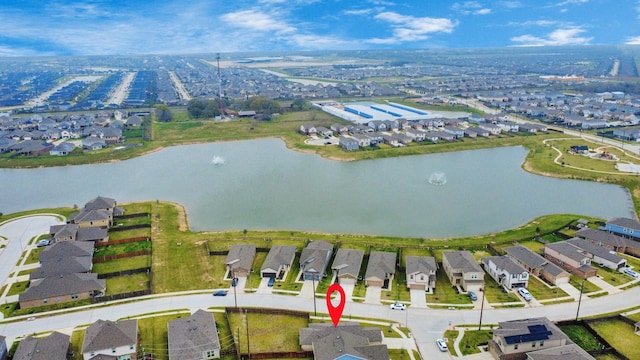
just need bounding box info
[0,138,634,238]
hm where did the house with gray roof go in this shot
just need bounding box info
[565,238,627,270]
[576,227,640,257]
[405,256,437,291]
[364,251,396,288]
[30,256,93,280]
[82,319,138,360]
[299,322,387,360]
[50,223,79,242]
[70,209,112,228]
[77,226,109,242]
[544,242,597,279]
[504,245,569,285]
[225,244,256,277]
[168,309,220,360]
[526,344,595,360]
[604,217,640,241]
[332,249,364,285]
[13,331,70,360]
[481,255,529,290]
[0,335,7,360]
[300,240,333,281]
[260,245,296,280]
[488,317,571,360]
[442,251,484,291]
[19,273,105,309]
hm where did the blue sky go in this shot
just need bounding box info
[1,0,639,57]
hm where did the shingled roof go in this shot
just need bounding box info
[19,273,105,302]
[365,251,396,280]
[82,319,138,353]
[39,241,94,261]
[168,309,220,360]
[13,331,70,360]
[300,323,387,360]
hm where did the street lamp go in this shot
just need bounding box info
[301,257,318,316]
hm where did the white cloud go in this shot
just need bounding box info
[626,36,640,45]
[452,2,492,15]
[508,20,566,27]
[370,11,456,43]
[220,10,296,34]
[548,0,588,7]
[500,1,523,8]
[511,27,592,46]
[343,8,379,16]
[475,8,491,15]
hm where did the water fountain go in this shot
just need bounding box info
[428,171,447,185]
[211,156,225,166]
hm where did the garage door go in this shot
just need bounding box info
[339,277,356,285]
[262,272,276,278]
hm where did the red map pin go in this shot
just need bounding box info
[326,283,346,327]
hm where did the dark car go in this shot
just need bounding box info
[267,277,275,287]
[213,290,227,296]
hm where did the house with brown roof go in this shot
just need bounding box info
[364,251,396,288]
[82,319,138,360]
[442,251,484,291]
[13,332,70,360]
[405,256,437,291]
[332,249,364,285]
[225,244,256,277]
[299,322,388,360]
[168,309,220,360]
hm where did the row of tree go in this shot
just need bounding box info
[184,96,307,120]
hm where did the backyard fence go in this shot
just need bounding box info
[556,316,630,360]
[93,288,151,303]
[115,212,150,219]
[95,236,150,247]
[93,250,151,263]
[109,224,151,232]
[97,266,151,279]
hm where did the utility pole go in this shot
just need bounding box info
[575,278,586,321]
[246,308,251,359]
[236,327,240,359]
[478,287,485,331]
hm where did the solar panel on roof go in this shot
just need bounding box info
[504,326,552,345]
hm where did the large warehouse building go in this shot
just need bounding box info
[313,101,453,124]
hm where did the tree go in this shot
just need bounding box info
[155,104,173,122]
[290,98,308,111]
[187,98,220,119]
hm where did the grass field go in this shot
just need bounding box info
[105,273,149,295]
[227,311,308,353]
[69,329,86,360]
[560,324,603,351]
[526,276,568,300]
[93,240,151,257]
[138,314,184,360]
[571,276,602,294]
[92,256,150,274]
[426,270,473,305]
[459,330,492,356]
[108,227,151,240]
[482,275,520,303]
[589,319,640,360]
[6,280,29,296]
[24,247,44,265]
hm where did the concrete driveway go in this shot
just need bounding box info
[410,289,428,308]
[588,275,623,295]
[365,286,382,304]
[341,283,355,302]
[558,282,582,300]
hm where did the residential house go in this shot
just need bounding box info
[13,332,70,360]
[82,319,138,360]
[50,223,79,242]
[299,322,388,360]
[260,245,296,279]
[299,124,317,136]
[604,217,640,241]
[381,134,400,147]
[442,251,484,291]
[225,244,257,277]
[30,255,93,280]
[463,128,478,138]
[504,245,570,285]
[49,142,75,156]
[488,317,571,360]
[367,120,387,132]
[82,136,106,150]
[316,126,333,137]
[526,344,595,360]
[565,238,627,270]
[364,251,396,288]
[19,273,105,309]
[366,132,384,146]
[339,137,359,151]
[443,126,464,139]
[351,133,371,147]
[0,335,6,360]
[405,128,426,142]
[467,127,490,138]
[331,249,364,285]
[300,240,333,281]
[576,228,640,257]
[102,127,123,144]
[168,309,220,360]
[39,241,94,262]
[126,115,143,127]
[479,123,502,135]
[330,124,349,136]
[481,255,529,290]
[423,131,440,143]
[544,242,597,279]
[69,209,112,228]
[405,256,437,291]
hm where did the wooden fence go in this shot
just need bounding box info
[95,236,150,247]
[109,224,151,232]
[115,212,150,219]
[97,266,151,279]
[93,288,151,303]
[93,250,151,263]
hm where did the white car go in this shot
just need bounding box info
[518,287,533,301]
[436,338,448,352]
[623,268,639,279]
[389,302,407,310]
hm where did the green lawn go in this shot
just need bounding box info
[589,319,640,360]
[69,329,86,360]
[459,330,492,356]
[526,276,568,300]
[24,247,44,265]
[138,314,184,360]
[6,280,29,296]
[596,266,631,286]
[94,240,151,257]
[483,275,520,303]
[105,273,149,295]
[571,276,602,294]
[560,324,603,351]
[619,253,640,270]
[92,256,150,274]
[426,270,473,305]
[108,227,151,240]
[228,311,308,353]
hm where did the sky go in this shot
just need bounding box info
[0,0,639,57]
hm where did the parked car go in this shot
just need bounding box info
[389,302,406,310]
[623,268,639,279]
[213,290,228,296]
[518,287,533,301]
[267,277,275,287]
[468,291,477,301]
[36,239,50,247]
[436,338,448,352]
